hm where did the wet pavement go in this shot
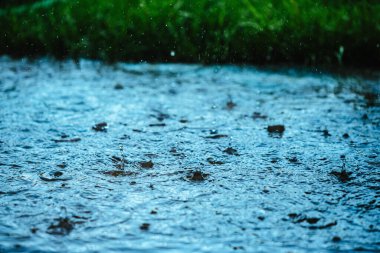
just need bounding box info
[0,56,379,253]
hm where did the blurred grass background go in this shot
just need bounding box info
[0,0,379,66]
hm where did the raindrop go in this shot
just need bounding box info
[170,51,175,57]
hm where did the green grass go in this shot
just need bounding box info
[0,0,379,66]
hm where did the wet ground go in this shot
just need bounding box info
[0,56,379,253]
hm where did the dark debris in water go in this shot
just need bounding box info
[332,236,342,242]
[331,169,353,183]
[226,99,237,110]
[322,129,331,137]
[40,171,71,182]
[140,223,150,231]
[308,221,337,230]
[110,156,123,163]
[232,246,245,251]
[57,163,67,169]
[207,157,224,165]
[169,147,185,158]
[53,171,63,177]
[110,155,126,169]
[92,122,108,132]
[103,170,136,177]
[362,92,378,107]
[287,157,299,163]
[252,112,268,120]
[139,160,154,169]
[53,137,81,143]
[114,83,124,90]
[205,134,228,139]
[148,123,166,127]
[47,218,74,235]
[267,125,285,134]
[152,111,170,122]
[223,147,239,156]
[186,170,209,181]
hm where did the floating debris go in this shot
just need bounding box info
[53,138,81,143]
[232,246,245,251]
[287,157,299,163]
[226,100,237,110]
[114,83,124,90]
[47,218,74,235]
[223,147,239,156]
[267,125,285,134]
[252,112,268,120]
[207,157,224,165]
[53,171,63,177]
[110,156,123,163]
[40,171,71,182]
[56,164,67,169]
[92,122,108,132]
[331,169,352,183]
[110,156,125,170]
[139,160,154,169]
[140,223,150,230]
[288,213,318,224]
[305,218,320,224]
[322,129,331,137]
[103,170,135,177]
[308,221,337,230]
[186,170,209,181]
[363,92,378,106]
[332,236,341,242]
[148,123,166,127]
[205,134,228,139]
[152,111,170,122]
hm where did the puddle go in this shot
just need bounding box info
[0,57,379,252]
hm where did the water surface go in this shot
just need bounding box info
[0,57,379,252]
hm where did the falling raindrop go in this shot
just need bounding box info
[170,51,175,57]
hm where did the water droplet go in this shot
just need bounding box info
[170,51,175,57]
